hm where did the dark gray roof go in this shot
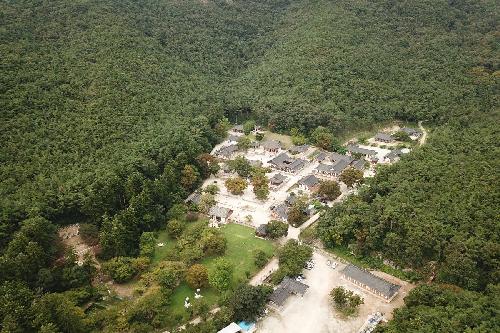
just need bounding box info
[263,140,281,150]
[270,173,287,184]
[256,224,268,236]
[281,276,309,295]
[209,206,232,218]
[269,277,309,306]
[270,152,290,165]
[269,153,305,172]
[401,127,422,136]
[340,264,401,299]
[288,158,306,172]
[232,125,244,131]
[351,159,366,171]
[216,144,239,157]
[330,152,351,162]
[289,145,309,154]
[315,151,328,162]
[375,133,395,142]
[271,203,288,221]
[285,193,297,206]
[385,148,404,161]
[347,145,377,156]
[298,175,319,188]
[332,159,350,174]
[316,163,334,173]
[184,192,201,205]
[269,287,290,307]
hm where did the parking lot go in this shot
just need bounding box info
[257,251,414,333]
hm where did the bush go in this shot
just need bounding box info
[278,240,313,276]
[102,257,137,283]
[204,184,220,195]
[267,220,288,239]
[139,232,156,258]
[225,177,248,195]
[185,264,209,289]
[330,286,364,316]
[185,211,199,222]
[167,219,184,239]
[253,249,269,268]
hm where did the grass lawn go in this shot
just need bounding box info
[264,132,293,148]
[151,230,177,265]
[160,223,276,324]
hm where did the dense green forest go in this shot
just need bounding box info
[1,0,499,332]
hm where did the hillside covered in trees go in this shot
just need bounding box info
[1,0,498,332]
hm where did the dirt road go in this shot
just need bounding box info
[418,121,427,146]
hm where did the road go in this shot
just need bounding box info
[418,121,428,146]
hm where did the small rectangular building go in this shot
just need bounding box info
[374,133,395,143]
[262,140,281,153]
[269,277,309,308]
[346,145,377,158]
[270,173,287,187]
[340,264,401,302]
[209,206,233,227]
[400,127,422,139]
[297,174,320,192]
[215,144,239,160]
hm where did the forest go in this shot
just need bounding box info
[1,0,499,332]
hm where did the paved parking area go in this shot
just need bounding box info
[257,251,414,333]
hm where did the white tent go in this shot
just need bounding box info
[217,322,242,333]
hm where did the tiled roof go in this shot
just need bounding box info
[340,264,401,299]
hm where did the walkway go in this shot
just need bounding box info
[418,121,428,146]
[250,258,279,286]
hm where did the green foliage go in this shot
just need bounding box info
[139,232,156,258]
[228,284,271,322]
[287,196,309,227]
[225,177,248,195]
[317,180,342,201]
[379,284,500,333]
[253,249,270,268]
[208,259,234,292]
[392,131,411,142]
[102,257,140,283]
[31,293,86,333]
[167,219,184,239]
[339,167,364,188]
[251,171,270,200]
[198,193,216,214]
[204,184,220,195]
[243,120,256,135]
[185,264,209,289]
[266,220,289,239]
[278,240,313,277]
[318,116,499,291]
[199,228,227,257]
[330,286,364,317]
[227,157,252,178]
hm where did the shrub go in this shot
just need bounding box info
[167,219,184,238]
[253,249,269,268]
[185,264,209,289]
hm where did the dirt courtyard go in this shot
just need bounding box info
[257,251,414,333]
